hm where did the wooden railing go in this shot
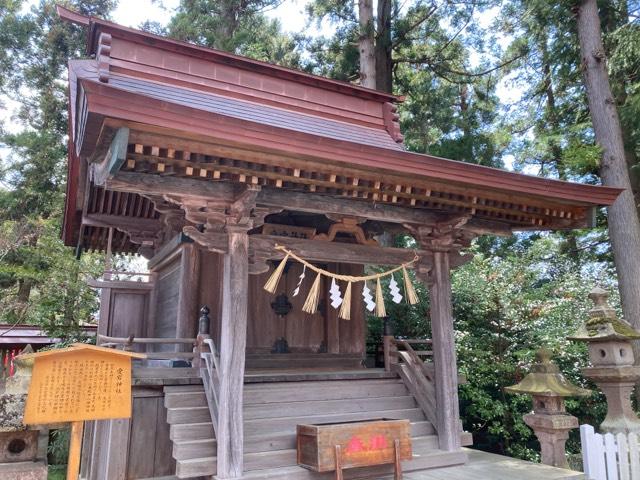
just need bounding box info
[200,338,220,438]
[98,334,205,361]
[384,337,437,428]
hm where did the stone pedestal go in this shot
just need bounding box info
[583,366,640,434]
[523,407,579,469]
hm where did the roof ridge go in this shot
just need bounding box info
[56,5,400,104]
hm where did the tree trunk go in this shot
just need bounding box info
[576,0,640,386]
[358,0,376,89]
[375,0,393,93]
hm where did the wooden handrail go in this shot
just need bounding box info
[200,337,220,438]
[384,336,438,428]
[98,334,197,345]
[398,339,433,344]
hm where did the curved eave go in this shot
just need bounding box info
[76,79,623,210]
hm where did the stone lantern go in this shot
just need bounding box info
[568,287,640,435]
[506,348,591,468]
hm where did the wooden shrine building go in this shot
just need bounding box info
[57,6,621,480]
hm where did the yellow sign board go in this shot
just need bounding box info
[22,344,144,424]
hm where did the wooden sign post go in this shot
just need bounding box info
[20,344,145,479]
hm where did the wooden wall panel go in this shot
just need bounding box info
[338,264,366,355]
[285,263,325,351]
[153,394,175,477]
[247,263,326,353]
[154,259,181,348]
[127,388,175,479]
[247,269,284,352]
[323,264,366,356]
[198,250,224,345]
[109,292,148,338]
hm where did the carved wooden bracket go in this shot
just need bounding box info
[316,217,378,246]
[405,215,474,252]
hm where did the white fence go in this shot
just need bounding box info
[581,424,640,480]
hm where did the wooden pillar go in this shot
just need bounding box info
[216,226,249,479]
[176,243,201,344]
[429,250,461,452]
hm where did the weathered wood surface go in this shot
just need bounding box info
[246,262,365,355]
[127,387,175,479]
[164,373,469,479]
[79,386,174,480]
[217,226,250,478]
[296,419,412,472]
[428,251,461,452]
[153,258,181,350]
[108,172,516,235]
[187,231,433,268]
[247,263,324,353]
[331,264,365,355]
[94,280,151,353]
[92,126,129,185]
[394,348,437,429]
[198,250,224,345]
[82,212,161,233]
[176,244,201,346]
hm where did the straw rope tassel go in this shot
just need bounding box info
[375,278,386,317]
[263,254,290,294]
[302,272,323,314]
[402,266,419,305]
[338,281,353,320]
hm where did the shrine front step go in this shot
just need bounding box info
[164,375,470,479]
[175,435,462,478]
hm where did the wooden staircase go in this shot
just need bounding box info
[165,373,471,479]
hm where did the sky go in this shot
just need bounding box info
[113,0,324,34]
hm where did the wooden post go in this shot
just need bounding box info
[104,227,113,281]
[394,438,402,480]
[67,420,84,480]
[429,250,461,452]
[334,445,343,480]
[216,226,249,478]
[383,336,396,372]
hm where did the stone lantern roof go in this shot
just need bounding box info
[505,348,591,397]
[568,287,640,342]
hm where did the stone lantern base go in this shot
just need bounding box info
[523,412,579,469]
[583,365,640,435]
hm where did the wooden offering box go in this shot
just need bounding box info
[297,419,412,472]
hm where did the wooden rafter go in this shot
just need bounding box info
[118,140,584,229]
